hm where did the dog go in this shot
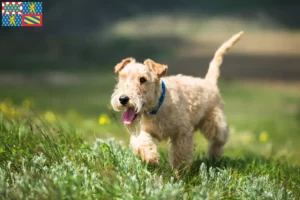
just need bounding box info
[110,31,243,168]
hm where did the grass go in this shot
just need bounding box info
[0,72,300,199]
[0,113,299,199]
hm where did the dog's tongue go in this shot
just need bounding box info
[122,108,136,124]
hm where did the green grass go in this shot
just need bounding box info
[0,72,300,199]
[0,114,299,199]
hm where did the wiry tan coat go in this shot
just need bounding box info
[111,32,244,168]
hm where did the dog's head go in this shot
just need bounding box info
[110,57,168,125]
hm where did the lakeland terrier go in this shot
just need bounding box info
[110,32,243,168]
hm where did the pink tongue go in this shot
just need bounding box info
[122,108,137,124]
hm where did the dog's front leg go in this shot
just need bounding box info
[168,131,194,169]
[130,131,160,165]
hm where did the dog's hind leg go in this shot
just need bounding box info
[199,106,229,158]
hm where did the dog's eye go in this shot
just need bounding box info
[139,77,147,84]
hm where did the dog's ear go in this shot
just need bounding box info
[144,59,168,78]
[115,57,135,73]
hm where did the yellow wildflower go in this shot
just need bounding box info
[0,102,17,117]
[98,114,111,125]
[259,131,269,143]
[22,99,32,108]
[0,103,8,113]
[44,111,56,123]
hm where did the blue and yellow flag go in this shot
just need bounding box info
[1,2,42,27]
[2,14,22,26]
[23,2,42,14]
[22,14,42,26]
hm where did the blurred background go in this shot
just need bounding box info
[0,0,299,163]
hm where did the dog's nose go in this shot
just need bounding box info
[119,95,129,105]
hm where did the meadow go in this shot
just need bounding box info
[0,71,299,199]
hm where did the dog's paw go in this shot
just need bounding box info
[142,152,160,165]
[208,143,224,159]
[134,146,160,165]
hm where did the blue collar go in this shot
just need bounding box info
[149,81,166,114]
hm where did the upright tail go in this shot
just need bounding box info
[205,31,244,84]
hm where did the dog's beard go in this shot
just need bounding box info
[134,97,143,114]
[110,92,143,114]
[110,92,122,111]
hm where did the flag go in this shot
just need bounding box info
[2,14,22,26]
[23,2,42,14]
[2,2,42,27]
[22,14,42,26]
[2,2,22,14]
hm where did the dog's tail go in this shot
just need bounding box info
[205,31,244,84]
